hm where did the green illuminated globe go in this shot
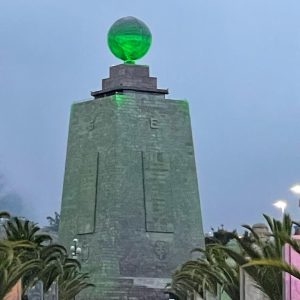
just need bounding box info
[108,16,152,64]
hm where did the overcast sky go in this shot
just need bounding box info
[0,0,300,232]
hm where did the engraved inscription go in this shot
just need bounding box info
[77,152,99,234]
[150,118,159,129]
[142,151,174,233]
[154,241,169,260]
[81,241,90,263]
[87,119,95,131]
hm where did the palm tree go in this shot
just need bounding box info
[4,217,52,246]
[171,214,300,300]
[0,239,41,299]
[170,244,239,299]
[3,215,94,297]
[38,246,71,292]
[225,214,300,300]
[46,211,60,232]
[24,243,68,294]
[58,262,95,300]
[3,217,56,295]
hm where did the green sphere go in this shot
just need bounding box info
[107,16,152,64]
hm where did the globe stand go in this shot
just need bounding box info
[91,64,168,99]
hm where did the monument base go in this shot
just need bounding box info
[79,277,170,300]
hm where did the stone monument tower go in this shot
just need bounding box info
[59,16,205,299]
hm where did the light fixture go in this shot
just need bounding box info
[273,200,287,214]
[290,184,300,195]
[70,238,82,259]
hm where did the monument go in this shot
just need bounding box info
[59,16,205,299]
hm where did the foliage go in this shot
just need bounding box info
[46,211,60,232]
[0,211,94,298]
[205,226,237,246]
[0,239,41,299]
[3,216,54,294]
[170,214,300,300]
[58,258,95,300]
[4,216,52,246]
[170,244,239,299]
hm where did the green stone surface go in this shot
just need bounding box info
[107,16,152,64]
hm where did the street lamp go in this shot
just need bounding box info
[290,184,300,196]
[70,238,82,259]
[273,200,287,214]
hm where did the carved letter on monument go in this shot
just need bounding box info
[150,118,159,129]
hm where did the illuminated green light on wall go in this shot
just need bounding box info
[114,93,127,108]
[179,100,189,114]
[108,16,152,64]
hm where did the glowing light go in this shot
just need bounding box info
[179,100,189,114]
[114,93,127,108]
[290,184,300,195]
[108,16,152,64]
[273,200,287,213]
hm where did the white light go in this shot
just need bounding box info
[290,184,300,195]
[73,238,78,243]
[273,200,287,213]
[70,245,75,251]
[77,247,82,254]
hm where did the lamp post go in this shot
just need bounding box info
[273,200,287,216]
[69,239,81,300]
[70,238,82,259]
